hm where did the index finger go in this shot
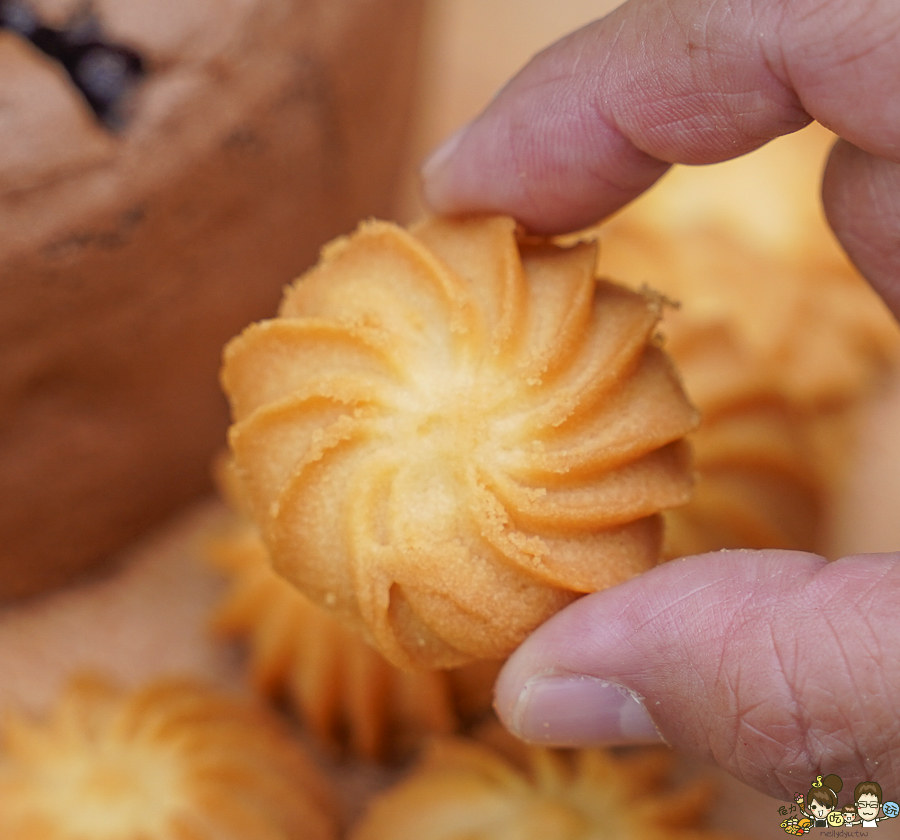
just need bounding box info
[421,0,900,234]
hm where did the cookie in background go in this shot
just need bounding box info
[350,723,741,840]
[0,673,338,840]
[594,124,900,558]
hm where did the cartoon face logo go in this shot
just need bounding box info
[809,801,831,819]
[780,775,898,833]
[857,793,881,822]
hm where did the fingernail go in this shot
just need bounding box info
[420,123,470,204]
[505,674,663,746]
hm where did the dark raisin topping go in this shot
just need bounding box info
[1,0,145,130]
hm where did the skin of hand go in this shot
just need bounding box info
[420,0,900,801]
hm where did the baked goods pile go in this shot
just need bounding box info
[0,192,733,840]
[205,125,897,826]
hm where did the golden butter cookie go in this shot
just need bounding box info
[659,328,823,557]
[350,733,736,840]
[0,674,337,840]
[220,216,698,668]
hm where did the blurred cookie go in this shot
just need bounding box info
[0,673,337,839]
[208,454,499,759]
[660,327,822,557]
[208,513,488,761]
[590,127,900,556]
[350,731,735,840]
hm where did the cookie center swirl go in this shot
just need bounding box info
[390,370,497,539]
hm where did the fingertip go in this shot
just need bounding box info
[419,123,471,215]
[417,18,673,233]
[493,550,843,796]
[493,576,671,748]
[822,139,900,319]
[495,669,664,747]
[496,550,900,798]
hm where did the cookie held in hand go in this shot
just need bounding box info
[221,216,698,668]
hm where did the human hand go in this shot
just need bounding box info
[421,0,900,319]
[421,0,900,801]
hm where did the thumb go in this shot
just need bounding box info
[494,549,900,799]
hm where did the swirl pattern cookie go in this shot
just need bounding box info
[0,674,337,840]
[350,733,731,840]
[221,216,698,668]
[660,326,823,558]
